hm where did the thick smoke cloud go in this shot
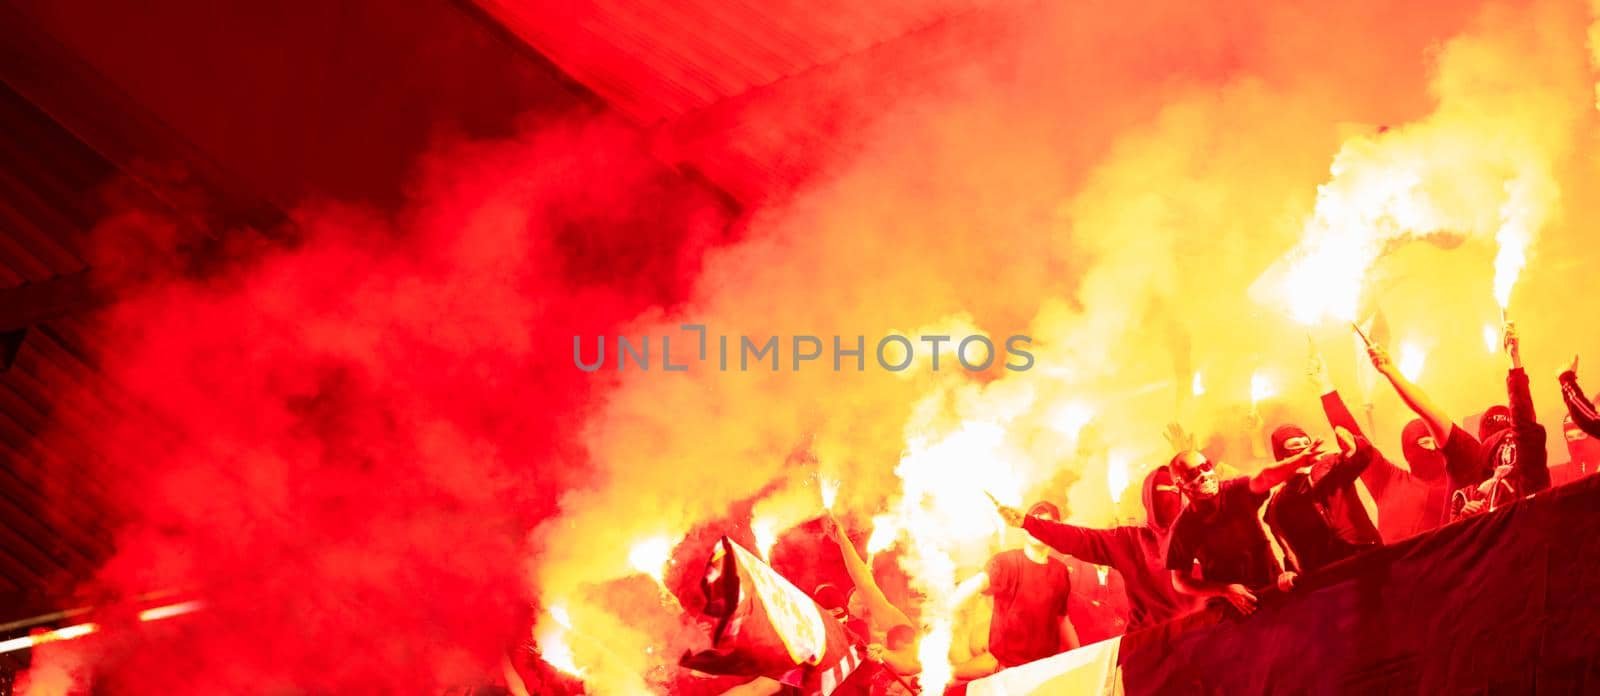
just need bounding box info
[19,0,1600,693]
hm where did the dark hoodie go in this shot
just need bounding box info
[1021,468,1198,631]
[1320,391,1450,541]
[1451,368,1549,520]
[1263,426,1382,574]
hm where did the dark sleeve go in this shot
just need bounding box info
[1223,475,1268,509]
[1442,424,1482,486]
[1164,519,1195,573]
[1560,370,1600,439]
[1311,437,1374,497]
[1320,390,1367,440]
[1022,516,1125,567]
[1507,368,1549,494]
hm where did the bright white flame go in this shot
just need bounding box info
[1250,371,1276,406]
[1191,371,1205,396]
[548,604,573,630]
[628,536,674,584]
[820,477,839,510]
[866,514,900,555]
[1493,175,1545,308]
[1484,324,1500,353]
[752,517,779,559]
[917,621,953,693]
[138,600,204,622]
[1106,452,1131,506]
[537,625,585,677]
[1397,341,1427,381]
[3,622,102,653]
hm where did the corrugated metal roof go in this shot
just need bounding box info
[474,0,967,124]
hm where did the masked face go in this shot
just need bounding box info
[1152,485,1183,527]
[1282,436,1311,454]
[1170,452,1219,500]
[1415,435,1437,450]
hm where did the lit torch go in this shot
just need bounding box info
[1191,372,1205,397]
[628,535,674,586]
[819,476,839,511]
[751,516,779,560]
[1250,371,1276,411]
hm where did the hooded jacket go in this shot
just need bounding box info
[1263,429,1382,574]
[1319,390,1449,541]
[1021,468,1199,631]
[1451,367,1549,520]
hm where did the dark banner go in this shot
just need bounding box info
[1121,474,1600,694]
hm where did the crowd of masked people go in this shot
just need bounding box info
[681,323,1600,695]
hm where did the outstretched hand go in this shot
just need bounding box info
[996,505,1025,528]
[1368,344,1394,376]
[1334,426,1357,458]
[1307,348,1333,393]
[821,514,845,544]
[1163,422,1195,453]
[1566,354,1580,377]
[1503,321,1522,369]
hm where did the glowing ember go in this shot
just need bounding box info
[1484,324,1500,353]
[1397,341,1427,381]
[628,536,674,583]
[1250,371,1276,406]
[1191,371,1205,396]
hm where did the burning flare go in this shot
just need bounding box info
[628,536,674,584]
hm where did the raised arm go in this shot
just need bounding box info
[1370,344,1455,444]
[1559,355,1600,439]
[999,506,1124,567]
[1250,441,1325,494]
[1503,328,1549,494]
[1310,428,1373,496]
[823,515,913,632]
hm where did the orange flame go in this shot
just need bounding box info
[628,536,673,584]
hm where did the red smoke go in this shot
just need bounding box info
[19,111,733,694]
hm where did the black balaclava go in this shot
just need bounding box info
[1478,405,1513,441]
[1401,418,1447,481]
[1566,415,1600,471]
[1270,424,1311,462]
[1142,467,1183,535]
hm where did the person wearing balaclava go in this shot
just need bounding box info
[997,467,1201,632]
[1309,349,1450,541]
[1366,339,1491,515]
[1448,323,1549,520]
[1263,425,1381,574]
